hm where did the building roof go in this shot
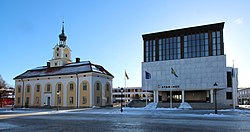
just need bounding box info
[238,88,250,91]
[14,61,114,79]
[142,22,225,40]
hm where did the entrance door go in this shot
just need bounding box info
[159,96,162,102]
[47,97,51,106]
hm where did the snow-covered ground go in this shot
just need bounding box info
[1,107,250,118]
[1,107,250,131]
[0,123,17,130]
[58,107,250,118]
[123,107,180,111]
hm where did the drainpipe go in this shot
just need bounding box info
[76,73,79,108]
[21,79,24,108]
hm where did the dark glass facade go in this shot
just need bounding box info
[143,22,224,62]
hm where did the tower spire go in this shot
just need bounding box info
[59,20,67,47]
[62,21,65,34]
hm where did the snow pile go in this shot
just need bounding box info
[203,113,226,117]
[92,106,101,109]
[219,109,250,114]
[178,102,192,110]
[144,102,158,110]
[123,107,145,110]
[157,108,179,110]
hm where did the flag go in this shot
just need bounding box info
[125,71,129,80]
[171,67,178,77]
[145,71,151,79]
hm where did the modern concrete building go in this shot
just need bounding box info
[14,23,114,108]
[112,87,153,105]
[142,22,238,109]
[238,88,250,105]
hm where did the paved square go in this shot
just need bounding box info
[1,108,250,131]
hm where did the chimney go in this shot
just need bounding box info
[76,57,80,63]
[47,62,50,67]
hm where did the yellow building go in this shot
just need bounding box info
[14,23,114,108]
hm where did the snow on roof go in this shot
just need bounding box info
[66,61,90,66]
[14,61,113,79]
[31,66,47,70]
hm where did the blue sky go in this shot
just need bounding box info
[0,0,249,88]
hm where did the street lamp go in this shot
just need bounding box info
[56,90,60,111]
[120,87,124,112]
[213,82,218,114]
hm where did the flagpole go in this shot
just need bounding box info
[170,77,172,109]
[145,71,148,106]
[124,70,127,107]
[145,71,151,106]
[232,60,235,110]
[146,83,148,106]
[145,71,147,106]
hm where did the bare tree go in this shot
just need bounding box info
[0,75,8,89]
[0,75,8,98]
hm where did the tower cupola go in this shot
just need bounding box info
[59,21,67,47]
[49,21,72,67]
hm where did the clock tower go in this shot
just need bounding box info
[49,22,72,67]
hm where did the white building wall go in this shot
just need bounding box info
[78,73,92,106]
[232,68,238,107]
[91,73,113,106]
[142,55,227,91]
[15,72,113,108]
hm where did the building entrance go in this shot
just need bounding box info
[159,91,182,102]
[47,97,51,106]
[158,90,210,103]
[44,94,52,106]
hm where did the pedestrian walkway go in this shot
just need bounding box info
[0,108,92,120]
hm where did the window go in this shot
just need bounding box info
[18,86,21,93]
[107,97,110,104]
[58,96,61,104]
[82,96,87,104]
[26,97,29,104]
[97,96,100,104]
[159,39,162,61]
[17,97,20,104]
[226,92,232,100]
[47,84,51,92]
[150,40,153,62]
[211,31,222,56]
[96,83,100,91]
[83,83,87,91]
[227,72,232,87]
[69,97,74,104]
[145,41,149,62]
[106,84,109,91]
[27,86,30,93]
[70,83,74,91]
[153,40,156,61]
[36,97,39,104]
[58,84,61,91]
[36,85,40,92]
